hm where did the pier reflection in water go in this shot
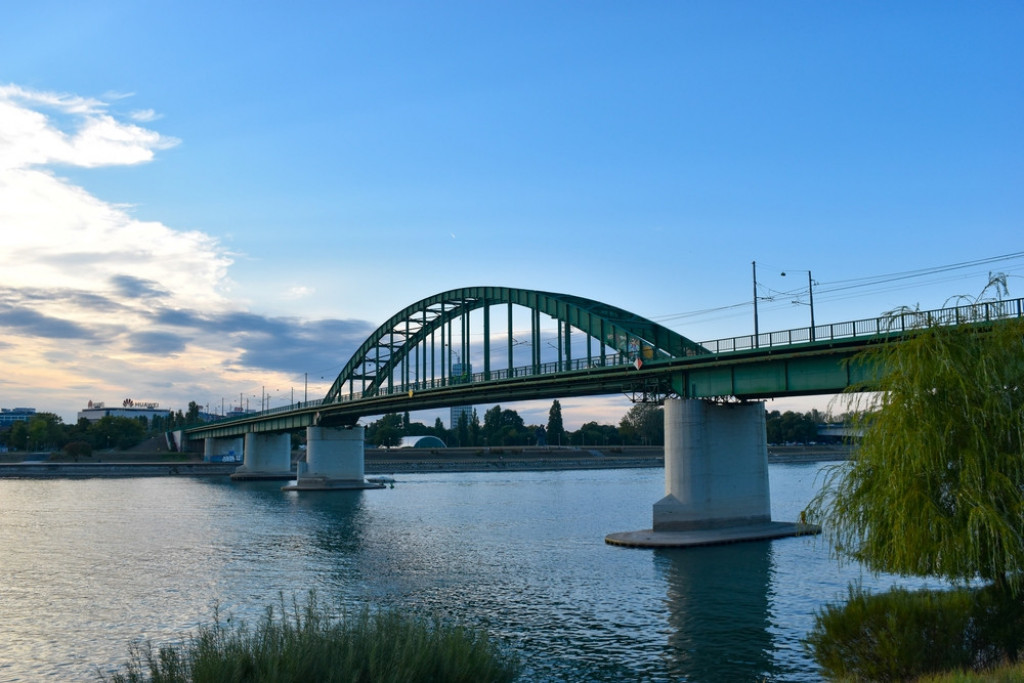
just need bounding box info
[656,542,775,681]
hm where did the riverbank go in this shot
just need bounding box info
[0,444,851,478]
[363,443,851,473]
[364,445,664,474]
[0,461,239,478]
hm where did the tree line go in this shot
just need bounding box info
[360,399,669,449]
[0,402,204,455]
[1,398,843,455]
[363,402,842,449]
[765,408,840,445]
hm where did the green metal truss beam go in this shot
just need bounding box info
[322,286,704,403]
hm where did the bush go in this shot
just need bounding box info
[917,661,1024,682]
[62,441,93,458]
[804,584,1024,681]
[103,593,518,683]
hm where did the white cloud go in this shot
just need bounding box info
[0,85,178,170]
[0,167,231,307]
[0,86,237,419]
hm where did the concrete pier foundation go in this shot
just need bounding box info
[654,398,771,531]
[231,433,294,481]
[203,437,243,463]
[606,398,818,548]
[282,426,383,491]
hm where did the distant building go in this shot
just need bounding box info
[450,404,473,430]
[0,407,36,427]
[77,399,171,424]
[398,435,446,449]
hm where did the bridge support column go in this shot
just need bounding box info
[204,437,243,463]
[606,398,818,547]
[230,433,294,481]
[282,426,383,491]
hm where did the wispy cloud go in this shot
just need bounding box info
[0,304,97,340]
[127,331,189,354]
[284,285,315,300]
[129,108,161,122]
[110,275,170,299]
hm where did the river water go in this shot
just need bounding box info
[0,464,937,682]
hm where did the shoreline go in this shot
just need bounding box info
[0,445,851,478]
[0,461,239,478]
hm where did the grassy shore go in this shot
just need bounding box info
[102,593,518,683]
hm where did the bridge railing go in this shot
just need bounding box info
[697,297,1024,354]
[361,353,635,399]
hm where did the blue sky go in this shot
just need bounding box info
[1,2,1022,427]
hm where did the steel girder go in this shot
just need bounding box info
[322,286,705,404]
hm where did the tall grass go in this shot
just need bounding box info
[102,594,518,683]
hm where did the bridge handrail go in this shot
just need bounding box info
[191,296,1024,429]
[696,297,1024,354]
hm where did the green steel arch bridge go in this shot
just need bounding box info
[186,287,1024,441]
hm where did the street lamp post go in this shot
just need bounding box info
[781,269,816,340]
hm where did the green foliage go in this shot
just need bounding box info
[765,409,819,444]
[805,313,1024,594]
[90,416,146,450]
[104,593,518,683]
[7,420,29,450]
[805,584,1024,681]
[468,409,481,446]
[546,400,565,446]
[618,402,664,446]
[574,421,620,447]
[481,405,526,446]
[368,413,403,448]
[457,410,470,447]
[22,412,67,451]
[917,661,1024,683]
[62,440,93,458]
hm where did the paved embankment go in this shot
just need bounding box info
[767,445,852,463]
[363,446,664,474]
[0,462,239,478]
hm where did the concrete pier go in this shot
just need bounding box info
[282,426,383,491]
[231,433,294,481]
[203,436,243,463]
[606,398,817,548]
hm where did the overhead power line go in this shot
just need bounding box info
[652,250,1024,325]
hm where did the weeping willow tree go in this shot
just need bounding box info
[805,281,1024,596]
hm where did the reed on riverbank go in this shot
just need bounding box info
[102,594,518,683]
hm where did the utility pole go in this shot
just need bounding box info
[808,270,816,339]
[782,268,816,341]
[752,260,760,347]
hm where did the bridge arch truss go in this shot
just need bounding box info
[323,287,704,404]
